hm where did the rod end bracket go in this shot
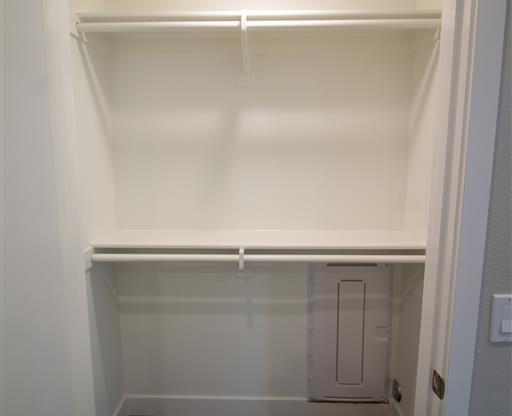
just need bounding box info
[84,247,94,272]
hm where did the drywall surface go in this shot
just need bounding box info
[390,265,424,416]
[469,4,512,416]
[118,263,309,397]
[415,0,442,10]
[68,0,126,414]
[404,33,438,239]
[73,0,105,11]
[104,0,419,13]
[111,36,411,231]
[70,32,117,240]
[88,266,126,416]
[1,0,75,414]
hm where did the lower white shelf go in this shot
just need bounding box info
[88,230,426,267]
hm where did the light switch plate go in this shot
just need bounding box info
[490,294,512,343]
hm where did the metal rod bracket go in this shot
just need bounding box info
[238,247,245,272]
[84,247,94,272]
[238,11,256,88]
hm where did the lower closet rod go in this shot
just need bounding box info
[90,253,425,264]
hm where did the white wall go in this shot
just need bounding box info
[88,266,126,416]
[24,0,129,413]
[415,0,442,10]
[73,0,105,11]
[390,265,424,416]
[102,0,418,13]
[70,30,117,241]
[1,1,76,414]
[117,263,309,397]
[111,36,411,232]
[404,33,439,240]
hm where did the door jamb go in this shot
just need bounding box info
[414,0,507,415]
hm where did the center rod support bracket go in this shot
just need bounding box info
[238,247,245,272]
[238,11,256,88]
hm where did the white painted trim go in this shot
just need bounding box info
[124,395,392,416]
[424,0,478,413]
[112,395,127,416]
[412,0,469,412]
[412,1,507,415]
[440,1,507,415]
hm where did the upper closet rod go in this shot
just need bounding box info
[76,10,442,21]
[248,19,439,29]
[75,10,441,33]
[77,19,439,32]
[77,21,240,32]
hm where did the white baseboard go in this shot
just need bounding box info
[125,395,392,416]
[113,395,127,416]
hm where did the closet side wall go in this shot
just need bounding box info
[2,2,77,414]
[389,265,424,416]
[69,2,125,415]
[87,266,126,416]
[70,26,116,241]
[404,33,439,240]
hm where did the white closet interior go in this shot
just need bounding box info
[69,0,441,415]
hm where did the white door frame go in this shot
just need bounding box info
[415,0,507,415]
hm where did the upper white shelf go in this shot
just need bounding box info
[87,230,426,266]
[89,229,427,251]
[75,10,442,34]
